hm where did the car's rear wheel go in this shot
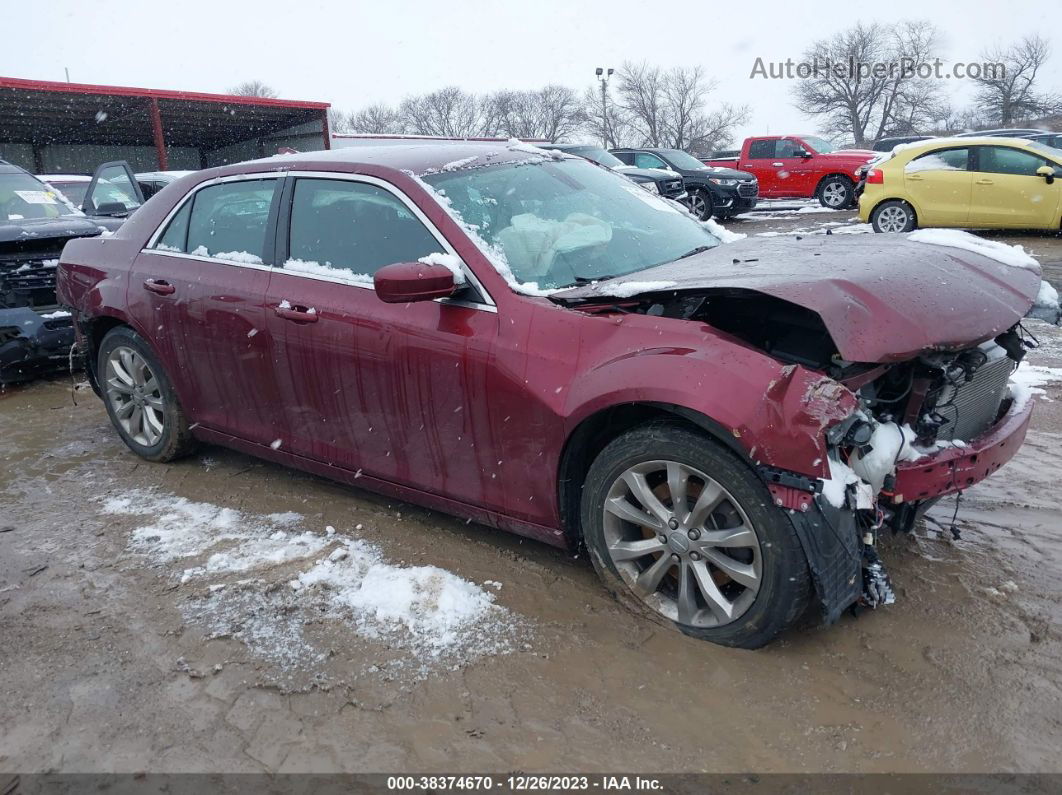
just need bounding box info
[686,188,713,221]
[580,423,812,649]
[870,200,916,233]
[98,326,196,462]
[816,175,854,208]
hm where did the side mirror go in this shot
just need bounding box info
[373,261,457,304]
[1037,165,1055,185]
[94,201,130,216]
[797,149,813,159]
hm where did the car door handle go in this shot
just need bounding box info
[143,278,175,295]
[274,304,319,323]
[976,178,994,185]
[772,162,784,167]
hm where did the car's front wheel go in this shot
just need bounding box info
[580,423,812,649]
[816,175,854,209]
[686,188,713,221]
[98,326,197,462]
[870,199,917,233]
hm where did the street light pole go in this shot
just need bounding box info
[595,67,614,148]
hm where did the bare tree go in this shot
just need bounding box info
[605,63,748,154]
[581,85,630,148]
[974,34,1061,125]
[347,102,404,134]
[227,80,278,99]
[398,87,482,137]
[792,22,946,146]
[483,86,584,140]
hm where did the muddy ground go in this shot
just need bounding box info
[2,211,1062,775]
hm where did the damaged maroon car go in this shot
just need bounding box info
[56,143,1048,648]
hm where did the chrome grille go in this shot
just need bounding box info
[0,252,62,311]
[934,345,1014,441]
[737,182,758,197]
[663,179,683,195]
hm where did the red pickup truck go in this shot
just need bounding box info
[703,135,877,208]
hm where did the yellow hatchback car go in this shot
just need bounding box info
[858,137,1062,233]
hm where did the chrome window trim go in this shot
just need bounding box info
[143,170,497,313]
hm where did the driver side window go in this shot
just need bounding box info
[633,152,668,170]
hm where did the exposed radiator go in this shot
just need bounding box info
[934,344,1014,441]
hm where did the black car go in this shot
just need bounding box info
[1,159,103,382]
[610,147,757,220]
[539,144,685,199]
[871,135,932,152]
[1030,133,1062,150]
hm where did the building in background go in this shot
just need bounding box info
[0,76,330,174]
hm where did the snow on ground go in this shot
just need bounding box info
[104,491,528,676]
[1009,362,1062,410]
[754,217,873,237]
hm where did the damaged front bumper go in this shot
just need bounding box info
[891,394,1033,504]
[0,307,74,384]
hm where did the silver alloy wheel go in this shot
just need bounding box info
[104,345,165,447]
[602,460,762,628]
[875,205,910,232]
[821,180,849,207]
[688,191,709,219]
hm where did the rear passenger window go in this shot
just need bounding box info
[284,178,441,283]
[184,179,277,263]
[906,148,969,173]
[155,201,190,252]
[748,140,776,159]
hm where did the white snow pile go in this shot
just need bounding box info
[417,252,466,284]
[440,156,480,172]
[505,138,564,159]
[703,217,746,243]
[284,258,373,285]
[213,250,264,265]
[103,491,526,668]
[908,229,1039,270]
[590,280,677,299]
[1009,362,1062,411]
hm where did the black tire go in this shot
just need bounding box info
[870,199,917,233]
[816,175,854,209]
[686,188,713,221]
[97,326,197,463]
[580,422,811,649]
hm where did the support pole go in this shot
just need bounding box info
[149,97,168,170]
[321,108,331,150]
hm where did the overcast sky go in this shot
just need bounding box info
[5,0,1061,144]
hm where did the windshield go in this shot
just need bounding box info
[659,149,708,170]
[48,180,90,206]
[0,172,80,220]
[423,158,719,290]
[568,147,626,169]
[802,136,837,153]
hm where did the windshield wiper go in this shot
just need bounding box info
[571,274,620,285]
[675,245,712,261]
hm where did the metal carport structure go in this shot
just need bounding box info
[0,76,330,173]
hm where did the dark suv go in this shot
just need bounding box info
[611,147,757,220]
[1,159,103,382]
[539,144,685,199]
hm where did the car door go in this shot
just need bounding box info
[82,161,144,219]
[263,173,504,508]
[773,138,815,197]
[968,145,1061,229]
[739,139,782,195]
[129,176,287,444]
[903,146,973,225]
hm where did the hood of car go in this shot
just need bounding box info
[552,234,1042,363]
[615,166,676,181]
[0,215,102,246]
[699,166,756,181]
[816,149,877,163]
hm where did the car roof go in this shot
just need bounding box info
[238,142,566,178]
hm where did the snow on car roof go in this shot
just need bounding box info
[38,174,91,182]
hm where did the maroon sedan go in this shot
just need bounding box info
[57,142,1043,648]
